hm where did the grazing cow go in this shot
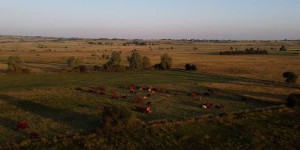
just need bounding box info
[129,85,135,91]
[202,103,213,109]
[134,98,142,103]
[112,92,119,99]
[135,106,152,113]
[188,92,200,97]
[165,94,171,98]
[30,132,40,139]
[147,101,152,106]
[143,86,151,91]
[17,121,28,130]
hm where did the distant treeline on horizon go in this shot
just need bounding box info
[0,35,300,42]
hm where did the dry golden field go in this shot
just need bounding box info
[1,36,299,84]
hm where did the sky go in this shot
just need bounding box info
[0,0,300,40]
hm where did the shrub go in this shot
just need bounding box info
[279,45,287,51]
[191,64,198,71]
[283,72,298,84]
[160,53,173,70]
[103,51,127,72]
[128,51,142,70]
[7,56,24,72]
[100,106,139,132]
[185,63,191,70]
[219,48,269,55]
[67,56,80,68]
[73,65,88,73]
[154,64,163,70]
[185,63,197,71]
[286,94,300,108]
[142,56,151,68]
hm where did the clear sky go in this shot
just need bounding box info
[0,0,299,40]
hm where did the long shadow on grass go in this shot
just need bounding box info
[0,116,17,131]
[199,86,278,106]
[0,94,99,131]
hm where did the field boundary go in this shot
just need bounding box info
[175,69,300,89]
[148,104,290,128]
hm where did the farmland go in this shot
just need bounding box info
[0,36,299,149]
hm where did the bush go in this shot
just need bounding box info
[283,72,298,84]
[191,64,198,71]
[103,51,127,72]
[185,64,191,70]
[67,56,81,68]
[142,56,151,68]
[160,53,173,70]
[286,94,300,108]
[185,63,197,71]
[100,106,139,132]
[7,56,24,72]
[279,45,287,51]
[73,65,88,73]
[219,48,269,55]
[154,64,163,70]
[128,51,142,70]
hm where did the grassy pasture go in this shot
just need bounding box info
[0,36,299,148]
[0,70,299,144]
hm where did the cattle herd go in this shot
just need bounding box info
[75,84,226,114]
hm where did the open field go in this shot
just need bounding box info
[0,36,299,149]
[0,36,300,83]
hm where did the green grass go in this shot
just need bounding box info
[0,70,276,143]
[4,108,299,149]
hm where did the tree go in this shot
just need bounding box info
[100,106,139,132]
[128,51,142,70]
[142,56,151,68]
[67,56,80,68]
[7,56,24,72]
[104,51,121,68]
[160,53,173,70]
[103,51,126,72]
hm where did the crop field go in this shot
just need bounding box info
[0,36,299,149]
